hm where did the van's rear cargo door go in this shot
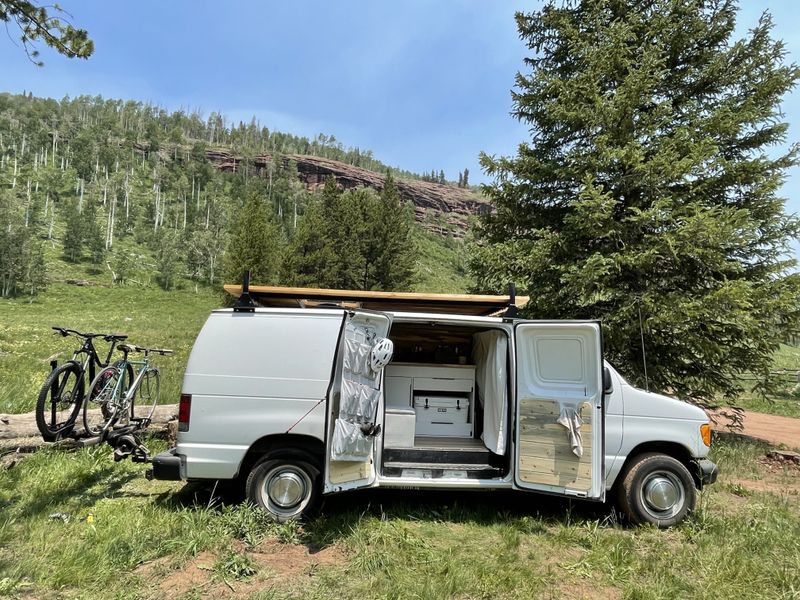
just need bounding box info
[513,322,604,500]
[324,309,392,493]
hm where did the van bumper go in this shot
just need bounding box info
[148,448,185,481]
[694,458,718,487]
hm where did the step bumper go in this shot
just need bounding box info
[148,447,185,481]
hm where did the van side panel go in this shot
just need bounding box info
[604,382,709,489]
[177,311,342,480]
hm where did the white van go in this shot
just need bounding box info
[151,285,717,527]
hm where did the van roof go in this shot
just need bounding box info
[223,284,528,317]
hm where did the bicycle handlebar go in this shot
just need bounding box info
[52,327,127,342]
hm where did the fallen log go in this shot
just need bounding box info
[0,404,178,453]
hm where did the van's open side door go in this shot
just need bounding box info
[513,322,604,500]
[324,310,392,493]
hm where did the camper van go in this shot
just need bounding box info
[150,284,717,528]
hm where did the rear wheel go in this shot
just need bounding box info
[246,456,320,522]
[35,362,84,441]
[83,366,122,435]
[131,368,160,424]
[617,452,696,528]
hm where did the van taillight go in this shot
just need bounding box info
[178,394,191,432]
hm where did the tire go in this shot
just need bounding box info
[616,452,697,528]
[246,456,320,523]
[131,368,159,423]
[83,366,123,435]
[35,361,84,441]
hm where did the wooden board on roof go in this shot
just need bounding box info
[223,284,528,316]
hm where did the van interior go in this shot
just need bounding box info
[382,321,511,480]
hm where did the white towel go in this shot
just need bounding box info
[557,406,583,457]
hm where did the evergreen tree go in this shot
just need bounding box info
[84,202,105,265]
[22,237,47,299]
[372,174,415,290]
[62,199,83,262]
[281,200,332,287]
[461,168,469,188]
[156,230,180,290]
[0,1,94,65]
[112,248,134,285]
[470,0,800,402]
[222,192,283,287]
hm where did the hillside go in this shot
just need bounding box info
[201,148,489,235]
[0,92,474,297]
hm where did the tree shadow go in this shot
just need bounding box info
[7,466,138,520]
[153,478,243,511]
[155,479,618,553]
[303,487,616,548]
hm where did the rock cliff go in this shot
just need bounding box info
[204,149,490,236]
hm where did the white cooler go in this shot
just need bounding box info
[413,395,472,438]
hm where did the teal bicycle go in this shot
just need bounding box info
[83,343,173,438]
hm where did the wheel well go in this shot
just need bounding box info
[615,442,699,489]
[237,434,325,480]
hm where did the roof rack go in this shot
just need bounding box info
[232,271,256,313]
[225,278,527,317]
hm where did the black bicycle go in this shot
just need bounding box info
[35,327,131,441]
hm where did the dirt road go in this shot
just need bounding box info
[709,409,800,450]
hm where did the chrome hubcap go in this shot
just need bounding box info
[266,470,306,509]
[640,470,685,519]
[644,476,679,511]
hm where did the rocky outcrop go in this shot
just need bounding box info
[204,149,490,236]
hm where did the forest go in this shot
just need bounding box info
[0,92,463,298]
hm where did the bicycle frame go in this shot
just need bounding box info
[97,356,152,435]
[72,335,118,381]
[46,334,122,434]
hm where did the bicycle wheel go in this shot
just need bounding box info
[35,362,84,441]
[131,367,159,424]
[83,366,122,435]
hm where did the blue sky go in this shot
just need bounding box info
[1,0,798,256]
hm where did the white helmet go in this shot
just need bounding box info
[370,338,394,372]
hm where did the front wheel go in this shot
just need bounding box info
[246,456,320,522]
[83,366,123,435]
[35,362,84,441]
[616,452,697,528]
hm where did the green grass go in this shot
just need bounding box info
[0,223,470,417]
[0,435,798,599]
[411,227,470,293]
[732,344,800,418]
[0,282,219,415]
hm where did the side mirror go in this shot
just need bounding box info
[603,367,613,395]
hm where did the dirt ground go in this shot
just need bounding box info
[709,409,800,450]
[136,539,345,599]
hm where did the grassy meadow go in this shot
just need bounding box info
[0,224,471,417]
[732,344,800,419]
[0,222,798,598]
[0,434,797,599]
[0,283,219,415]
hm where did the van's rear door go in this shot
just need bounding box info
[513,321,604,500]
[324,309,392,493]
